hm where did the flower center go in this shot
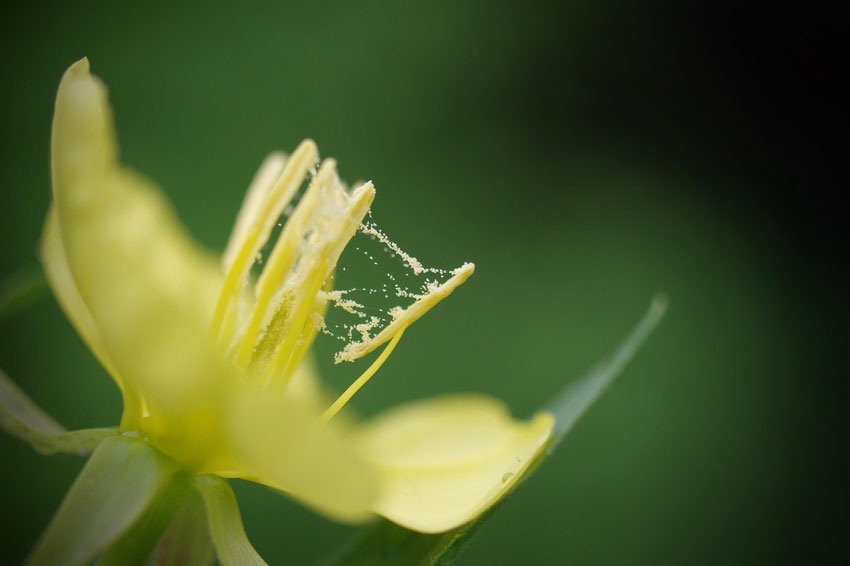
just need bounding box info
[210,140,474,418]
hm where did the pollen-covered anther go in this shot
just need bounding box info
[211,139,320,353]
[335,262,475,364]
[220,151,376,389]
[318,261,475,423]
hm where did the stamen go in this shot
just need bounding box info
[258,258,329,387]
[257,175,375,382]
[210,140,318,349]
[232,155,374,387]
[232,162,336,367]
[320,326,407,423]
[336,262,474,363]
[222,151,287,273]
[278,276,332,385]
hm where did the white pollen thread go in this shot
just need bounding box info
[359,221,449,277]
[316,222,473,366]
[320,290,367,318]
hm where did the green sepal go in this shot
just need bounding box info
[321,295,668,566]
[0,368,117,454]
[0,264,48,321]
[27,435,183,566]
[149,490,215,566]
[97,470,193,566]
[194,475,267,566]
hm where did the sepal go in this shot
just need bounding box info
[27,435,182,566]
[0,369,116,455]
[194,475,267,566]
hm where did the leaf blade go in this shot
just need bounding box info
[546,294,668,445]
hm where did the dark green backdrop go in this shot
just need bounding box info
[0,1,843,564]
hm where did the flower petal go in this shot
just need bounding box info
[206,385,378,524]
[282,354,330,406]
[47,59,224,421]
[40,207,121,381]
[355,395,554,533]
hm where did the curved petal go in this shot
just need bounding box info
[40,206,128,384]
[47,59,224,421]
[206,384,377,524]
[355,395,554,533]
[40,206,116,377]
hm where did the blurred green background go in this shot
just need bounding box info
[0,1,843,564]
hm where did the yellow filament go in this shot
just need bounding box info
[261,261,330,387]
[280,276,333,386]
[233,161,334,366]
[232,232,298,367]
[210,140,318,346]
[222,152,287,273]
[336,262,474,363]
[320,326,407,424]
[239,169,374,374]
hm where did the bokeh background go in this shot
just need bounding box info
[0,1,844,564]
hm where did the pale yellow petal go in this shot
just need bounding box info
[39,205,119,380]
[208,385,377,524]
[48,59,224,418]
[356,395,554,533]
[50,58,116,201]
[40,206,145,428]
[282,354,329,407]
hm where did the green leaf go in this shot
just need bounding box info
[194,475,267,566]
[321,295,668,566]
[149,490,215,566]
[27,435,182,566]
[0,264,48,321]
[546,294,668,445]
[0,368,116,454]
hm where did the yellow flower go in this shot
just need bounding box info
[39,58,554,536]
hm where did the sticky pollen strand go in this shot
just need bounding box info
[335,262,475,364]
